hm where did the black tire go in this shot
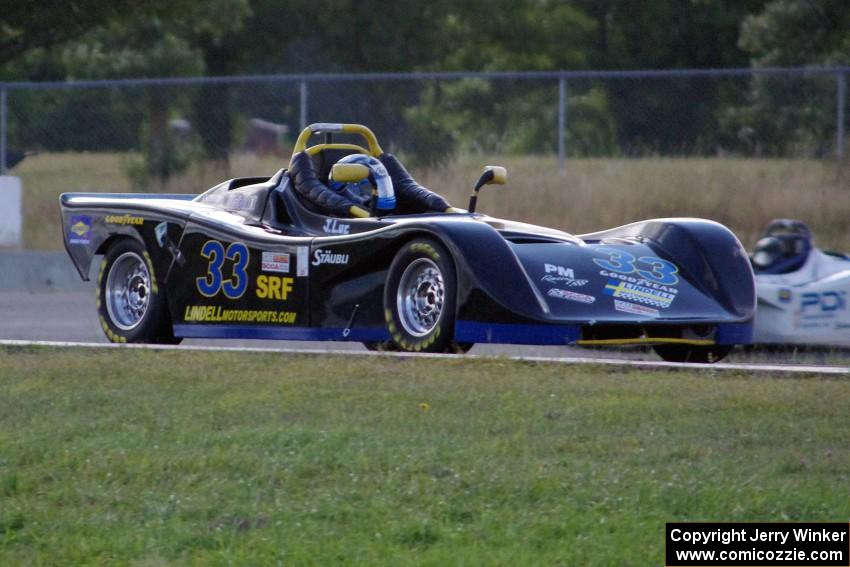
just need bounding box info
[383,238,458,353]
[362,341,399,352]
[364,341,472,353]
[652,344,733,363]
[97,239,180,344]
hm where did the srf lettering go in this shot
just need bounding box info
[256,275,294,300]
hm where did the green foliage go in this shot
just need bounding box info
[403,80,618,164]
[565,86,619,156]
[438,0,594,71]
[293,0,455,72]
[4,0,850,166]
[574,0,769,155]
[0,1,193,68]
[728,0,850,156]
[739,0,850,67]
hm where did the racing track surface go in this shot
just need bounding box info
[3,291,850,372]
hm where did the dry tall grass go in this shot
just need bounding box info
[13,152,850,251]
[423,155,850,251]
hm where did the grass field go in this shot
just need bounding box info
[1,347,848,564]
[12,151,850,251]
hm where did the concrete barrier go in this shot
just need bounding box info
[0,251,96,291]
[0,176,22,246]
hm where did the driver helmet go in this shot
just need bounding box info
[751,219,812,274]
[329,154,396,211]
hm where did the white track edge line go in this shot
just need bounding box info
[2,339,848,375]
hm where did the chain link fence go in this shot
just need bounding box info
[1,67,848,178]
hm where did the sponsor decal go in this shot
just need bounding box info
[795,290,846,326]
[224,194,258,211]
[323,218,351,235]
[778,288,792,303]
[604,278,676,308]
[183,305,296,324]
[600,270,679,296]
[312,248,349,266]
[68,215,92,245]
[261,251,290,273]
[593,248,680,286]
[199,193,223,205]
[613,299,659,318]
[297,246,309,276]
[542,263,588,287]
[256,275,294,300]
[547,288,595,304]
[792,290,845,327]
[196,241,249,299]
[105,214,144,226]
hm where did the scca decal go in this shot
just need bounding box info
[256,275,294,300]
[196,241,249,299]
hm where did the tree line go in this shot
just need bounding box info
[2,0,848,178]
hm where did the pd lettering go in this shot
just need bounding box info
[801,291,846,312]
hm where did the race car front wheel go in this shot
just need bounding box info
[652,344,732,363]
[383,238,459,353]
[97,239,180,344]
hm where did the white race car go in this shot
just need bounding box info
[752,219,850,346]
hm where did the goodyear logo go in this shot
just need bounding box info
[68,215,92,245]
[604,279,675,308]
[105,214,144,226]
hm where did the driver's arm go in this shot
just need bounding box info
[289,152,370,218]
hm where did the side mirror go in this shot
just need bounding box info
[330,163,370,184]
[468,165,507,213]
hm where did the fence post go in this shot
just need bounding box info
[299,80,308,131]
[0,87,7,174]
[837,72,846,161]
[558,77,567,175]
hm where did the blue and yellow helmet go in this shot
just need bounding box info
[329,154,396,211]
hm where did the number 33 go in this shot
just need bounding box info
[593,249,679,285]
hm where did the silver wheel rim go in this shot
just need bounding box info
[105,251,151,331]
[396,258,445,337]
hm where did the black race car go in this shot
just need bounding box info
[60,123,755,362]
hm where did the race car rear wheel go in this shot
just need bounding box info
[98,238,180,344]
[652,344,732,363]
[383,238,458,353]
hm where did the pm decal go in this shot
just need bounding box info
[541,264,588,287]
